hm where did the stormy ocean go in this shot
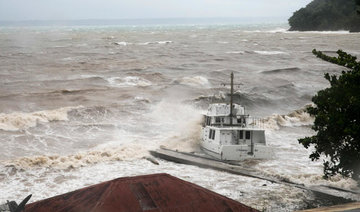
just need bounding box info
[0,21,359,211]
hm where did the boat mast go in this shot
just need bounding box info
[230,72,234,126]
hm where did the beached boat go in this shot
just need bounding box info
[201,73,273,160]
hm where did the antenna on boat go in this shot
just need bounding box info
[221,72,242,126]
[230,72,234,125]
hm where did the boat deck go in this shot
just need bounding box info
[296,202,360,212]
[150,148,359,204]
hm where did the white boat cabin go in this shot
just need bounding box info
[201,103,272,161]
[200,73,272,161]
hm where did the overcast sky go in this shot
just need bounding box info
[0,0,312,21]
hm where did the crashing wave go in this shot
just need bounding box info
[178,76,210,88]
[2,102,203,170]
[0,106,82,131]
[194,92,226,102]
[263,104,314,130]
[2,143,150,170]
[107,76,152,87]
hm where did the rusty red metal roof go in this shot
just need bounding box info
[25,173,258,212]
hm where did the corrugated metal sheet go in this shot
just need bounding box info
[25,173,258,212]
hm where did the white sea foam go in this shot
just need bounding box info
[0,106,82,131]
[134,96,151,103]
[0,158,313,211]
[107,76,152,87]
[137,42,152,45]
[178,76,210,88]
[244,30,262,33]
[256,129,359,194]
[243,28,350,34]
[3,142,149,170]
[291,30,350,34]
[2,101,202,169]
[157,40,172,44]
[61,57,74,61]
[225,51,245,54]
[76,43,88,47]
[267,28,288,33]
[263,105,314,130]
[217,41,229,44]
[254,51,287,55]
[244,29,288,33]
[137,41,172,45]
[114,41,128,46]
[256,151,358,191]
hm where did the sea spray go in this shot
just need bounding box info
[0,106,82,131]
[145,101,203,152]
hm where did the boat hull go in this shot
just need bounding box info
[201,143,273,161]
[201,125,272,161]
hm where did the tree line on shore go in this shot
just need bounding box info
[289,0,360,32]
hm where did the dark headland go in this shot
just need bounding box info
[288,0,360,32]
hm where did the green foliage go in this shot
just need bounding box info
[289,0,360,32]
[299,49,360,180]
[312,49,359,70]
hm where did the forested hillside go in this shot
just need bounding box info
[289,0,360,32]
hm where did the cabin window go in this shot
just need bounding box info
[215,117,221,123]
[245,131,251,140]
[209,129,216,140]
[237,117,246,125]
[206,117,211,125]
[239,130,243,139]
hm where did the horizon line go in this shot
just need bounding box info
[0,17,289,27]
[0,16,289,22]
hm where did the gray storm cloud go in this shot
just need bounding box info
[0,0,312,21]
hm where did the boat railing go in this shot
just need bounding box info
[246,116,266,129]
[203,116,266,129]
